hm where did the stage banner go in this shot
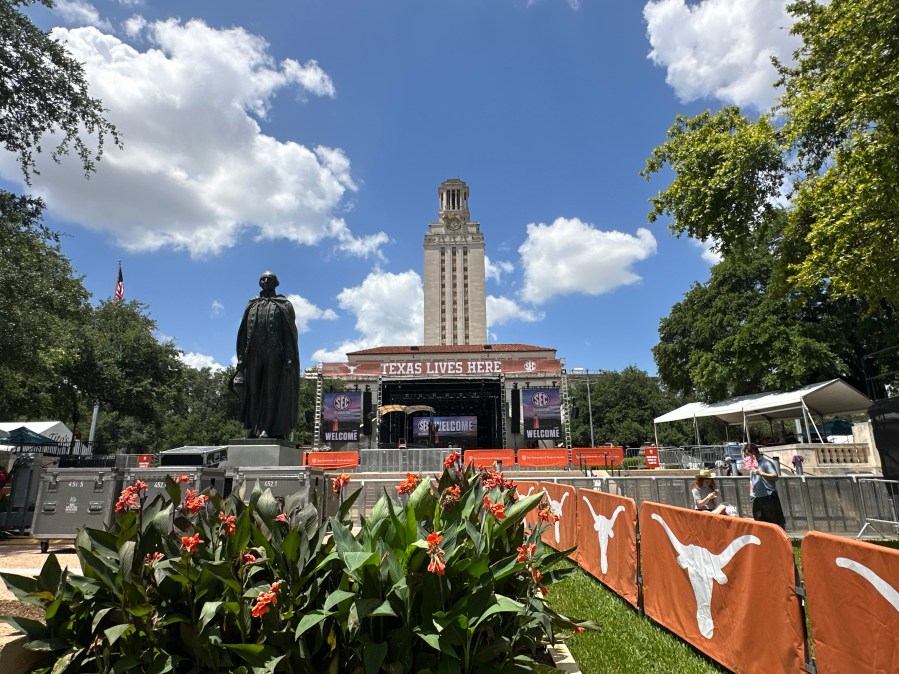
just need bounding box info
[322,358,563,378]
[517,448,569,468]
[514,480,543,532]
[522,388,562,442]
[303,451,360,470]
[539,482,577,556]
[412,415,477,445]
[321,392,362,442]
[577,489,638,607]
[802,531,899,674]
[640,502,804,674]
[571,447,624,468]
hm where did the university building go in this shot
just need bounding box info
[314,179,567,451]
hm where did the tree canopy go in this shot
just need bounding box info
[643,0,899,309]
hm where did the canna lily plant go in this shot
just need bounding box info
[2,462,594,673]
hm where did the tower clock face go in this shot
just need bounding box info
[445,215,463,230]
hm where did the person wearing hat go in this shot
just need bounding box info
[692,469,729,515]
[743,443,786,529]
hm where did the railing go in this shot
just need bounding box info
[816,444,868,464]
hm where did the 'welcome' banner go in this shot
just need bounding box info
[321,392,361,442]
[522,388,561,441]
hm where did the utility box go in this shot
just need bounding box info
[232,467,334,524]
[121,467,228,506]
[30,467,121,552]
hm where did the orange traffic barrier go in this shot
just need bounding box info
[571,447,624,468]
[517,448,569,468]
[463,449,515,470]
[514,480,543,532]
[539,481,577,556]
[802,531,899,674]
[640,502,804,674]
[577,489,638,606]
[302,451,360,470]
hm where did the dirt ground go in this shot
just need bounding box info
[0,540,82,646]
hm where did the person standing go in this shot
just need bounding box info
[744,443,786,529]
[230,271,300,439]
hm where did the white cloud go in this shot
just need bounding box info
[694,239,722,265]
[310,270,423,362]
[285,293,338,334]
[644,0,800,110]
[180,351,226,371]
[53,0,111,30]
[485,256,514,283]
[518,217,657,305]
[211,299,224,317]
[0,20,388,259]
[487,295,543,327]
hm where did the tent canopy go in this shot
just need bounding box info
[0,421,72,441]
[654,379,872,426]
[3,426,58,445]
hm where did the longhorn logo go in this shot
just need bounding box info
[345,365,359,374]
[651,514,760,638]
[835,557,899,612]
[548,491,569,544]
[582,499,625,574]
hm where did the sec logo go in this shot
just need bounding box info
[418,419,430,433]
[532,391,550,407]
[524,360,537,372]
[333,394,352,411]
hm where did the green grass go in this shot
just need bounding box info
[545,564,726,674]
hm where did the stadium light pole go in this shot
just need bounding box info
[571,368,594,447]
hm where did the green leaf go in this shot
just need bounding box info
[91,607,114,633]
[199,601,222,632]
[363,641,388,674]
[1,616,47,639]
[103,623,132,646]
[256,489,280,521]
[294,610,331,638]
[1,572,38,602]
[471,594,524,628]
[323,589,355,611]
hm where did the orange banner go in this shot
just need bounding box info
[302,451,360,470]
[640,502,803,673]
[514,480,543,533]
[577,489,638,606]
[571,447,624,468]
[518,448,569,468]
[464,449,515,470]
[802,531,899,674]
[539,482,578,555]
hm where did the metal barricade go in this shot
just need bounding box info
[121,467,227,505]
[231,467,333,524]
[358,448,451,474]
[855,478,899,538]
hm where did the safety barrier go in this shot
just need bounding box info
[572,447,624,469]
[517,448,569,468]
[462,449,515,469]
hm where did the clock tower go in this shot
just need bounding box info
[423,179,487,345]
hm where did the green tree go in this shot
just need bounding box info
[1,0,120,183]
[568,367,681,448]
[653,221,899,401]
[0,192,91,422]
[160,366,244,449]
[643,0,899,308]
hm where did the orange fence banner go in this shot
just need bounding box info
[577,489,638,606]
[302,451,360,470]
[643,447,660,468]
[539,482,578,554]
[571,447,624,468]
[802,531,899,674]
[640,502,804,674]
[514,480,543,532]
[518,448,569,468]
[464,449,515,470]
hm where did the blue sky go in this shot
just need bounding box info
[5,0,800,374]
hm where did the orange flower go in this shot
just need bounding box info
[176,474,190,484]
[537,500,559,524]
[144,551,164,567]
[427,555,446,575]
[251,589,278,618]
[180,533,203,554]
[218,512,236,535]
[133,480,148,494]
[425,530,446,575]
[332,473,351,493]
[443,451,461,469]
[483,496,507,520]
[275,513,289,524]
[242,552,256,565]
[115,485,139,512]
[426,531,443,548]
[395,472,420,495]
[516,543,536,563]
[184,490,208,514]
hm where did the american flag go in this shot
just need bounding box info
[114,263,124,302]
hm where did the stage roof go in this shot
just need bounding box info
[654,379,872,426]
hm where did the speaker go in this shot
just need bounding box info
[510,387,521,432]
[362,390,373,435]
[869,398,899,481]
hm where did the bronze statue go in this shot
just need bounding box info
[230,272,300,439]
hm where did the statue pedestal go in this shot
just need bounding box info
[224,439,302,468]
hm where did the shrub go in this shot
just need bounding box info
[2,460,594,673]
[621,457,646,470]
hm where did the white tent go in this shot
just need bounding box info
[0,421,72,443]
[653,379,872,445]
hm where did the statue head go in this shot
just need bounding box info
[259,271,280,292]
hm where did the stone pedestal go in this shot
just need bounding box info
[224,439,302,468]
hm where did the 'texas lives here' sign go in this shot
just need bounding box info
[322,358,562,378]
